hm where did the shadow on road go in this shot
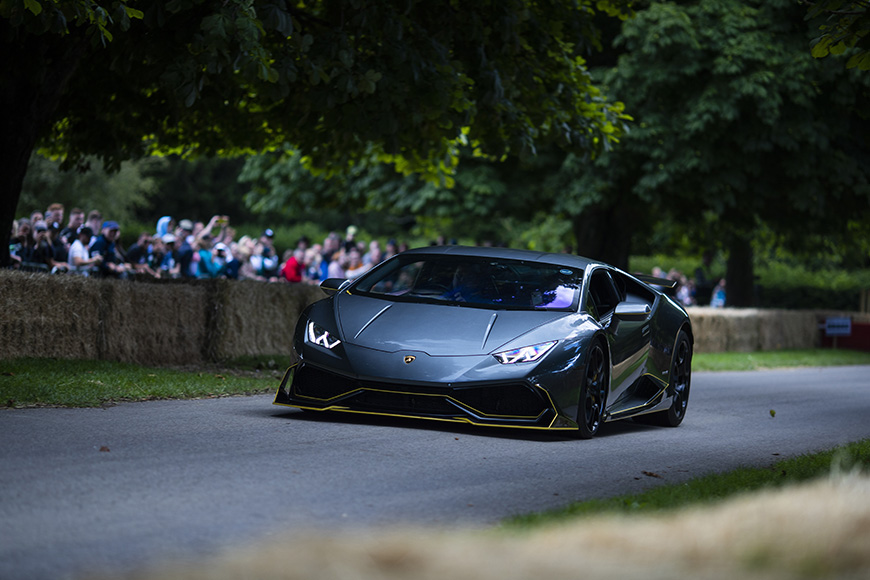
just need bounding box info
[265,406,656,442]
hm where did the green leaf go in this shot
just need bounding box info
[365,69,383,83]
[202,14,229,39]
[811,37,832,58]
[183,83,197,107]
[23,0,42,16]
[125,7,144,20]
[829,41,848,55]
[846,51,870,70]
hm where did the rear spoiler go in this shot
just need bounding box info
[635,274,678,289]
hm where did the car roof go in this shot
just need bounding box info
[401,245,600,270]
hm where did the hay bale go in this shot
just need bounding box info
[98,279,209,365]
[0,270,101,360]
[757,310,818,351]
[1,271,326,365]
[688,308,731,353]
[718,309,760,352]
[688,307,819,353]
[209,281,325,361]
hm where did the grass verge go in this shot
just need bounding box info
[502,438,870,529]
[0,357,290,408]
[692,348,870,371]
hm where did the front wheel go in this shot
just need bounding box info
[577,342,608,439]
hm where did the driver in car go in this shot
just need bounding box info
[448,263,488,303]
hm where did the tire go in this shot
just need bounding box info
[639,329,692,427]
[577,341,608,439]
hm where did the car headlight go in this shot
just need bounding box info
[493,341,556,364]
[307,322,341,349]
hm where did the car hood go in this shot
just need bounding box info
[335,294,570,356]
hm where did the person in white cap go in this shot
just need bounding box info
[158,233,180,278]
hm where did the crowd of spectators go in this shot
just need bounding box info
[8,201,727,306]
[650,251,727,308]
[6,204,407,285]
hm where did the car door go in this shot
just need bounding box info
[586,268,653,403]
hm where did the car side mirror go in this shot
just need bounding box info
[614,302,651,322]
[320,278,350,296]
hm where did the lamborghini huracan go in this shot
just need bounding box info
[274,246,693,438]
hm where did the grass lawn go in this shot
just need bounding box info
[0,356,292,408]
[693,348,870,371]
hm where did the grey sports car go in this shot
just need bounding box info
[274,246,693,437]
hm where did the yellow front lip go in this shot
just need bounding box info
[273,399,577,431]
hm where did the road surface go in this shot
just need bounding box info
[1,366,868,580]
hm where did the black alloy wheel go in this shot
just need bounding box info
[577,342,608,439]
[639,329,692,427]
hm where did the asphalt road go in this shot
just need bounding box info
[2,366,869,580]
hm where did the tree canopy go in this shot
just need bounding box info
[1,0,632,265]
[238,144,567,244]
[558,0,870,304]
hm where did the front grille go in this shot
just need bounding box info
[293,365,356,400]
[353,390,457,415]
[454,383,547,417]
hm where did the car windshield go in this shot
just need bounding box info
[352,254,583,311]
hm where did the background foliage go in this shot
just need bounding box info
[8,0,870,310]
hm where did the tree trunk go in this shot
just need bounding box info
[0,26,85,266]
[725,234,755,307]
[0,129,35,267]
[571,203,637,270]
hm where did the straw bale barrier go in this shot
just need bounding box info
[688,307,818,353]
[208,279,325,361]
[687,307,870,353]
[1,269,103,360]
[2,269,867,362]
[97,278,210,365]
[0,270,323,365]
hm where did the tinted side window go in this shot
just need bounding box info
[612,270,657,306]
[588,270,620,319]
